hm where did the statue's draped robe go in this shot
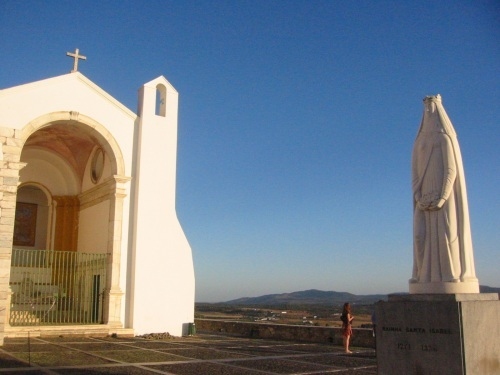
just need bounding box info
[411,97,477,285]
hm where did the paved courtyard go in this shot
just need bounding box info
[0,333,377,374]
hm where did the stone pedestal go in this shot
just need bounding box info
[375,293,499,375]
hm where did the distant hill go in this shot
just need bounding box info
[224,289,388,306]
[480,285,500,293]
[223,286,499,306]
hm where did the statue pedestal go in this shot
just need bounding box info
[375,293,499,375]
[409,280,479,294]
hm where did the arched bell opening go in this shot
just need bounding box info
[155,83,167,117]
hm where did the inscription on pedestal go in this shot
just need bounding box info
[377,294,500,375]
[383,325,452,354]
[376,301,463,374]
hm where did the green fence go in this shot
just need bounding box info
[9,249,108,326]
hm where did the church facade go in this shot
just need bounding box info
[0,70,195,344]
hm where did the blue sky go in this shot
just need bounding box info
[1,1,498,302]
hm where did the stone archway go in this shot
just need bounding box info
[4,111,130,329]
[20,111,125,176]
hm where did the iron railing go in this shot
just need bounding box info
[9,249,108,326]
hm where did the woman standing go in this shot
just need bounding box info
[341,302,354,353]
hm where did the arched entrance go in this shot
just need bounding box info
[8,112,129,328]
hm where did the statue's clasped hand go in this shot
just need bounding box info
[417,198,445,211]
[417,201,429,210]
[428,198,446,211]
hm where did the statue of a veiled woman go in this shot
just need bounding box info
[410,95,479,294]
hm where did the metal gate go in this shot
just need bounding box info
[9,249,108,326]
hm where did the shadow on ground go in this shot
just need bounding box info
[0,333,377,374]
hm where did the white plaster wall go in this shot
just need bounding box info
[81,146,113,192]
[78,201,110,254]
[20,149,79,195]
[0,74,135,149]
[131,77,195,336]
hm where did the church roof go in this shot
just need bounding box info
[143,75,178,93]
[0,72,136,120]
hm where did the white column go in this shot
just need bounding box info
[130,77,195,336]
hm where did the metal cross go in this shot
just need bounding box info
[66,48,87,72]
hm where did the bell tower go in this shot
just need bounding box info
[130,76,195,336]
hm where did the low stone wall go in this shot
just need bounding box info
[195,319,375,348]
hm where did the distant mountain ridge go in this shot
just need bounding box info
[223,286,500,306]
[480,285,500,293]
[224,289,387,306]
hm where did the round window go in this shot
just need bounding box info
[91,148,104,184]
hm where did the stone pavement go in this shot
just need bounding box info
[0,333,377,374]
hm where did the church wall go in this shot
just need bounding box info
[20,149,79,196]
[81,147,113,192]
[0,74,134,128]
[1,74,137,330]
[0,126,23,345]
[80,145,131,322]
[0,73,137,179]
[0,72,194,339]
[130,77,195,336]
[78,201,110,254]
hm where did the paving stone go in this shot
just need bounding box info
[0,343,63,352]
[330,354,377,368]
[0,333,377,374]
[92,337,138,343]
[297,353,376,368]
[159,347,252,360]
[54,366,158,374]
[149,362,264,375]
[272,343,344,353]
[94,349,187,363]
[122,341,191,349]
[0,352,29,367]
[326,369,378,374]
[224,357,333,373]
[36,336,98,343]
[13,350,113,367]
[217,346,290,356]
[3,338,36,344]
[63,342,134,351]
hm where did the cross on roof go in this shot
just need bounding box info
[66,48,87,73]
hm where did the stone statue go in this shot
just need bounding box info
[410,95,479,294]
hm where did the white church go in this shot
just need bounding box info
[0,50,195,345]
